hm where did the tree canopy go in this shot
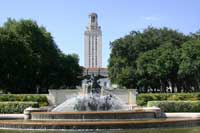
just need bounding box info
[108,27,200,93]
[0,19,82,93]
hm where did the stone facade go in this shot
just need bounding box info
[48,89,80,105]
[84,13,102,68]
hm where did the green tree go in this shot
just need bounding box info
[108,27,188,92]
[0,28,33,93]
[136,43,180,92]
[178,39,200,92]
[0,19,82,93]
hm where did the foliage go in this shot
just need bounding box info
[137,93,170,106]
[147,101,200,112]
[137,93,200,106]
[0,102,38,113]
[0,18,82,93]
[108,26,200,92]
[0,94,48,107]
[178,40,200,92]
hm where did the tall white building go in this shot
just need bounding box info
[84,13,102,68]
[83,13,111,89]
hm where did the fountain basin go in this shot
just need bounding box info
[0,118,200,130]
[31,111,159,120]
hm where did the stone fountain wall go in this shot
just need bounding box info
[48,89,80,105]
[48,89,137,106]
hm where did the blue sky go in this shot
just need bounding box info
[0,0,200,67]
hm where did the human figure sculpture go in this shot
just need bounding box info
[87,74,103,93]
[83,69,107,94]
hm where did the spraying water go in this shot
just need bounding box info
[52,73,127,112]
[52,88,127,112]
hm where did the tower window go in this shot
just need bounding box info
[91,16,95,23]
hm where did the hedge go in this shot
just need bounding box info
[147,101,200,112]
[137,93,200,106]
[0,102,38,113]
[0,94,48,107]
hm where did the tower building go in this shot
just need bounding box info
[84,13,102,68]
[83,13,111,89]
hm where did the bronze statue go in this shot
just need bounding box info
[84,69,107,94]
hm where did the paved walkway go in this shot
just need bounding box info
[163,113,200,118]
[0,114,24,119]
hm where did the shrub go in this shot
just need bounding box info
[147,101,200,112]
[167,93,199,101]
[137,93,200,106]
[0,102,38,113]
[0,94,48,107]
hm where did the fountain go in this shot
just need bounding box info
[51,74,126,112]
[1,74,200,131]
[30,73,157,121]
[29,73,161,125]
